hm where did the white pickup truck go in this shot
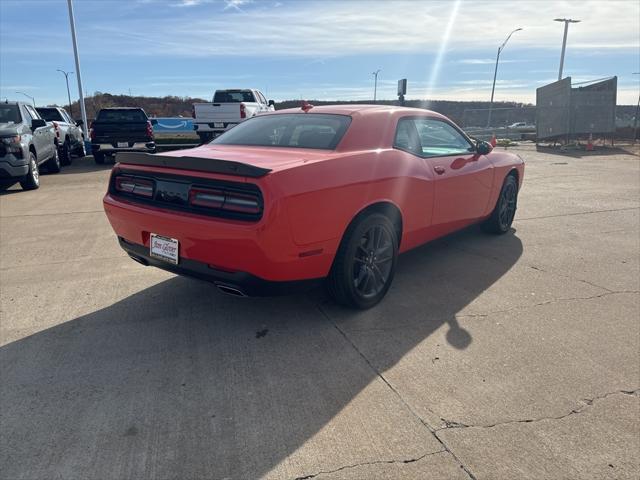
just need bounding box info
[192,89,275,143]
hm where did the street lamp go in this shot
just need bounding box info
[554,18,581,81]
[16,91,35,107]
[372,69,381,102]
[57,69,74,117]
[487,28,522,128]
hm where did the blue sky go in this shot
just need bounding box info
[1,0,639,106]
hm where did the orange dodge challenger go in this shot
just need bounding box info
[103,104,524,308]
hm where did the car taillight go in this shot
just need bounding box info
[52,121,60,138]
[191,106,195,118]
[189,187,260,214]
[89,122,96,141]
[145,121,154,140]
[239,102,246,119]
[114,175,154,198]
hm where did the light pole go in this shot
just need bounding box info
[554,18,581,81]
[633,72,639,142]
[372,69,381,103]
[67,0,89,137]
[57,69,74,117]
[16,91,35,107]
[487,28,522,128]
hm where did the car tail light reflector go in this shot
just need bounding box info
[223,192,260,214]
[145,121,154,140]
[115,175,154,198]
[52,121,60,138]
[89,122,96,141]
[239,102,246,119]
[191,106,196,118]
[189,187,260,214]
[189,187,225,209]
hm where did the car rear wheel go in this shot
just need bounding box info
[60,139,72,166]
[20,152,40,190]
[94,152,105,164]
[327,212,398,309]
[46,147,61,173]
[482,174,518,234]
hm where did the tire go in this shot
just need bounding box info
[20,151,40,190]
[327,212,398,309]
[60,139,72,166]
[94,152,105,164]
[482,174,518,234]
[46,146,61,173]
[76,138,86,158]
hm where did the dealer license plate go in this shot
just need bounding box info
[117,141,129,148]
[214,122,224,128]
[150,234,179,264]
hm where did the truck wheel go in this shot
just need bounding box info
[20,152,40,190]
[60,139,72,166]
[94,152,105,164]
[327,212,398,309]
[46,147,61,173]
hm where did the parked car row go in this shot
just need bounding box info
[0,101,63,190]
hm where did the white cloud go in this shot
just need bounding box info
[77,0,638,58]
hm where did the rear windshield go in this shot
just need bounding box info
[0,105,21,124]
[36,108,64,122]
[97,109,147,122]
[213,90,256,103]
[212,113,351,150]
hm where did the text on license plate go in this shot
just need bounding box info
[150,234,179,264]
[214,122,224,128]
[117,142,129,148]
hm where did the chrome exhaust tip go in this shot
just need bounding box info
[216,284,247,297]
[128,254,149,266]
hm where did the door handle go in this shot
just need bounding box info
[434,166,445,175]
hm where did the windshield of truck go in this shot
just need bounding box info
[213,90,256,103]
[211,113,351,150]
[36,108,64,122]
[0,105,21,124]
[97,109,147,122]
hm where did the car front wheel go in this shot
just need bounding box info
[328,212,398,309]
[60,140,72,166]
[483,174,518,234]
[20,152,40,190]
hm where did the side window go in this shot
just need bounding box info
[62,110,73,123]
[414,118,474,157]
[257,92,267,105]
[22,106,34,124]
[394,117,474,157]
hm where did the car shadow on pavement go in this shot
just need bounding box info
[0,227,522,479]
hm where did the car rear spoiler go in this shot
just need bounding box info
[115,152,272,178]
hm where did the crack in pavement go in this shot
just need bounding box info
[456,290,640,319]
[317,304,479,480]
[292,448,446,480]
[436,389,640,432]
[516,206,639,222]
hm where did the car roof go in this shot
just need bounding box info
[271,104,446,119]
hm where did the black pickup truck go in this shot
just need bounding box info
[90,108,157,164]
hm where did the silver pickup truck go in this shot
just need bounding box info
[36,106,85,165]
[0,101,60,190]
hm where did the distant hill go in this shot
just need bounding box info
[53,93,635,127]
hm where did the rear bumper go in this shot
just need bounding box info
[119,237,322,296]
[103,192,336,283]
[92,142,156,155]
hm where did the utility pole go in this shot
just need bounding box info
[633,73,640,142]
[487,28,522,128]
[67,0,89,136]
[16,91,35,107]
[372,69,381,103]
[57,69,74,117]
[554,18,581,81]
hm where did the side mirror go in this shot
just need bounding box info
[268,100,275,107]
[76,119,83,127]
[150,119,158,126]
[31,118,46,130]
[476,140,493,155]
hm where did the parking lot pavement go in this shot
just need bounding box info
[1,145,638,480]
